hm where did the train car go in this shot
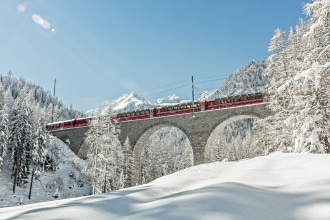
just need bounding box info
[46,119,75,131]
[74,117,93,127]
[116,109,151,122]
[204,93,264,110]
[153,102,202,117]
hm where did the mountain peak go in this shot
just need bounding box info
[155,94,182,105]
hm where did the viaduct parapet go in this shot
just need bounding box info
[51,103,272,186]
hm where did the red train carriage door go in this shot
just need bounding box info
[152,108,157,117]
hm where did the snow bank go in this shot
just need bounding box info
[1,153,330,220]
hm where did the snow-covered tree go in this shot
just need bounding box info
[256,0,330,153]
[28,119,49,199]
[122,137,134,188]
[86,109,105,194]
[122,137,133,186]
[0,73,85,122]
[0,104,9,170]
[10,87,34,193]
[209,119,259,162]
[0,83,5,110]
[87,108,121,194]
[141,127,193,184]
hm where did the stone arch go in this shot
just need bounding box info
[131,122,193,186]
[204,114,262,163]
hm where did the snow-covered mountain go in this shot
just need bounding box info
[101,92,154,113]
[199,60,269,100]
[87,93,190,115]
[154,94,189,106]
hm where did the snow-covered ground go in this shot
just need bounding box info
[0,137,91,209]
[1,152,330,220]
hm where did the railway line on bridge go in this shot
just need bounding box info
[49,93,272,186]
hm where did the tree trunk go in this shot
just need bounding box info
[12,165,17,194]
[325,136,330,154]
[28,165,35,199]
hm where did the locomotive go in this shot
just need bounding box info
[46,92,265,131]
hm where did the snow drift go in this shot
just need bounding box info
[1,153,330,220]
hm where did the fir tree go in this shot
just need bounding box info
[28,120,48,199]
[122,137,134,188]
[0,104,9,170]
[10,87,34,193]
[87,108,121,194]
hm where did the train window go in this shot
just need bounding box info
[215,99,220,105]
[256,93,262,99]
[248,94,254,100]
[82,119,87,123]
[242,95,247,101]
[146,110,150,114]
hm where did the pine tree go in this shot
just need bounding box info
[87,108,121,194]
[0,104,9,170]
[28,119,48,199]
[141,127,193,184]
[0,83,5,110]
[10,87,34,193]
[122,137,134,188]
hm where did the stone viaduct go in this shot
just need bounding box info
[51,103,272,186]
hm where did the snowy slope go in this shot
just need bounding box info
[1,153,330,220]
[0,137,91,208]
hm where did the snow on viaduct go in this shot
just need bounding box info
[50,103,272,186]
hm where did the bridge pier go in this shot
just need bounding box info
[51,126,89,157]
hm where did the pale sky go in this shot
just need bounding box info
[0,0,308,111]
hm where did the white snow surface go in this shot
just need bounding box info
[0,137,91,209]
[1,152,330,220]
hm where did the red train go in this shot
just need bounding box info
[46,93,265,131]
